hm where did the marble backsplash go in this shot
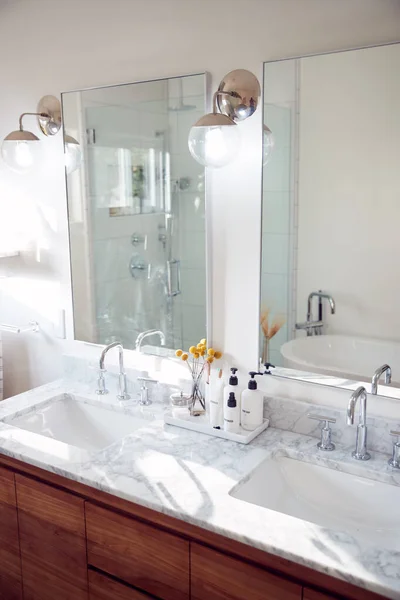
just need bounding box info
[264,395,400,456]
[63,351,399,457]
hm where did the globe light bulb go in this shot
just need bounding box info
[263,126,275,166]
[64,136,82,174]
[1,130,41,173]
[188,113,240,168]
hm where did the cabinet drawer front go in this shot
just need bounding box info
[15,474,87,600]
[89,570,154,600]
[0,468,22,600]
[191,543,302,600]
[86,502,189,600]
[303,590,338,600]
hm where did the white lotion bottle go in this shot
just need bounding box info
[241,371,264,431]
[223,367,242,414]
[224,392,240,433]
[209,369,224,428]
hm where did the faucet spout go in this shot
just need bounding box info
[371,364,392,395]
[307,291,336,320]
[135,329,166,352]
[97,341,130,401]
[347,386,370,461]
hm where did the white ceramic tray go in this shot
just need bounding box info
[164,410,269,444]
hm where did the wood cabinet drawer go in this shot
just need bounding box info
[0,467,22,600]
[191,542,302,600]
[86,502,189,600]
[15,474,88,600]
[89,569,155,599]
[303,590,339,600]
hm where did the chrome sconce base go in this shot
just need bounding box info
[1,94,80,173]
[37,95,62,137]
[188,69,266,169]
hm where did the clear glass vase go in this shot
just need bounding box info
[190,371,206,415]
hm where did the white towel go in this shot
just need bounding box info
[0,332,3,401]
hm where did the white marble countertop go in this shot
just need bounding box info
[0,380,399,599]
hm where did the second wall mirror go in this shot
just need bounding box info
[260,43,400,399]
[62,73,208,354]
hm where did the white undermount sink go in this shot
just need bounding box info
[4,394,152,453]
[231,454,400,549]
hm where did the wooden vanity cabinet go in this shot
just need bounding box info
[0,467,22,600]
[0,456,390,600]
[303,590,341,600]
[88,569,155,600]
[190,542,302,600]
[86,502,189,600]
[15,474,88,600]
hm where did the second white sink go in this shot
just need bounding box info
[5,394,152,452]
[231,454,400,549]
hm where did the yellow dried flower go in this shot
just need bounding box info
[196,343,203,349]
[200,349,205,356]
[175,349,183,357]
[200,338,206,345]
[214,351,222,359]
[189,346,197,355]
[207,357,214,364]
[181,353,189,361]
[194,352,200,359]
[207,348,215,357]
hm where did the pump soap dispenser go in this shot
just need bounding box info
[223,367,242,413]
[241,371,264,431]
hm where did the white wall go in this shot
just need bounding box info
[0,0,399,397]
[296,44,400,340]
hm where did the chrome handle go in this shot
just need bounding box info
[308,414,336,451]
[308,414,336,425]
[95,369,108,395]
[167,259,181,297]
[131,233,145,246]
[137,377,157,406]
[389,431,400,469]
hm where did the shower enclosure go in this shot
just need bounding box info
[63,74,207,352]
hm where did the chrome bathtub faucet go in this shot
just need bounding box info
[295,290,335,336]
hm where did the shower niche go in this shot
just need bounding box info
[62,73,207,352]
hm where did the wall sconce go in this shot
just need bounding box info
[1,95,81,174]
[188,69,262,168]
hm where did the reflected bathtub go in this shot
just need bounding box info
[281,334,400,386]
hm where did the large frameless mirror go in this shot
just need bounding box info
[63,73,208,354]
[260,43,400,399]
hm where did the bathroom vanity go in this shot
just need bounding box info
[0,377,398,600]
[0,453,388,600]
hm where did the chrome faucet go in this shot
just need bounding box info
[371,364,392,395]
[135,329,166,352]
[347,386,370,461]
[296,291,335,336]
[96,342,131,401]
